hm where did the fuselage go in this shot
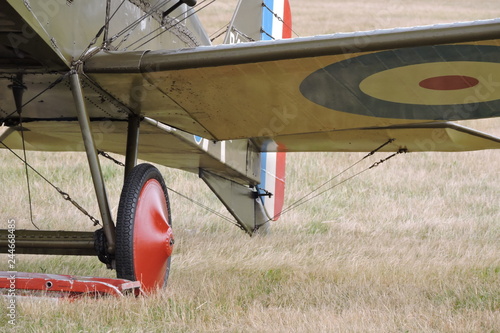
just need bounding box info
[0,0,210,72]
[0,0,260,187]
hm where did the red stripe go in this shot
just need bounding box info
[274,1,290,220]
[282,0,292,39]
[273,151,286,220]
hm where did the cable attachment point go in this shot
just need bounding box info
[363,138,395,159]
[8,74,27,115]
[59,190,71,201]
[254,189,273,199]
[369,148,408,169]
[98,150,125,167]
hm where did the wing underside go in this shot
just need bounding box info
[0,119,260,184]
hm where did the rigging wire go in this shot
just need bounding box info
[78,0,172,61]
[0,141,101,227]
[103,0,127,44]
[260,29,275,40]
[96,139,406,234]
[280,139,396,215]
[128,0,215,50]
[278,149,407,218]
[230,27,256,42]
[106,0,173,45]
[98,150,125,167]
[261,2,300,38]
[1,73,68,123]
[107,0,130,24]
[209,23,229,42]
[166,186,243,229]
[96,150,241,229]
[129,0,213,50]
[253,140,406,232]
[17,111,39,230]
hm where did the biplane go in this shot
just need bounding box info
[0,0,499,295]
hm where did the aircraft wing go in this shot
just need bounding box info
[0,119,259,185]
[83,18,500,152]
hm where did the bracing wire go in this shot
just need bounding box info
[261,2,299,38]
[1,141,101,227]
[17,114,40,230]
[96,150,241,229]
[1,73,68,123]
[77,0,172,60]
[279,139,396,215]
[209,23,229,42]
[97,139,404,233]
[254,140,404,231]
[106,0,173,45]
[128,0,215,50]
[166,186,243,229]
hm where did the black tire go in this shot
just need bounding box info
[115,163,172,291]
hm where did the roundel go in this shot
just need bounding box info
[299,45,500,120]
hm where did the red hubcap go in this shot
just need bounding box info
[133,179,173,292]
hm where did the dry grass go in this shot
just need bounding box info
[1,0,500,332]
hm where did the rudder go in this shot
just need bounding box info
[224,0,292,222]
[224,0,292,43]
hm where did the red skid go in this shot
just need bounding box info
[0,271,143,298]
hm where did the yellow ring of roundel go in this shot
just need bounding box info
[359,61,500,105]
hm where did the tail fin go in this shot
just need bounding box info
[259,150,286,221]
[261,0,292,40]
[259,0,291,221]
[224,0,292,43]
[223,0,292,221]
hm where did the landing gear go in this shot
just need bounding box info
[116,163,174,292]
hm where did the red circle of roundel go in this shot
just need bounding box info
[419,75,479,91]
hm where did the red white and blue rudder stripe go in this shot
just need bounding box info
[261,0,292,41]
[258,0,291,221]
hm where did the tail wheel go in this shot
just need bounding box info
[116,163,173,292]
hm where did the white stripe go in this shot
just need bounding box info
[221,141,226,163]
[272,0,285,39]
[263,152,277,215]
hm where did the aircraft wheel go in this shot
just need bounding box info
[116,163,173,293]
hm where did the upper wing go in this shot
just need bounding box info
[84,18,500,151]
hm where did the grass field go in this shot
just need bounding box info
[1,0,500,332]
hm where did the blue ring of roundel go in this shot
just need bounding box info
[299,45,500,120]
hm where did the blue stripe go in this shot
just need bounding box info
[258,152,268,201]
[261,0,274,40]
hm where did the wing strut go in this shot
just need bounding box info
[124,114,141,179]
[70,71,116,255]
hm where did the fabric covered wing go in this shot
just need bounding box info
[84,19,500,152]
[0,120,259,184]
[253,123,500,152]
